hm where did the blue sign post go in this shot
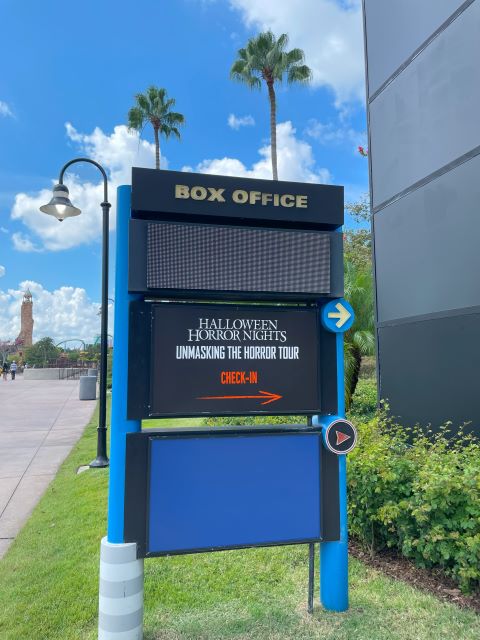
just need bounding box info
[98,171,357,639]
[315,298,356,612]
[98,186,144,640]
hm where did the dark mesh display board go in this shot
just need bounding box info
[146,222,331,294]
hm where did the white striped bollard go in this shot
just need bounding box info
[98,537,144,639]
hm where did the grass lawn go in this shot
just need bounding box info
[143,417,206,429]
[0,406,479,639]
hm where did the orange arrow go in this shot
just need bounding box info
[197,389,283,406]
[336,430,351,446]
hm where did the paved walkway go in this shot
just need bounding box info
[0,376,96,558]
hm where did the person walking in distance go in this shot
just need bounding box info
[10,360,17,380]
[2,361,9,381]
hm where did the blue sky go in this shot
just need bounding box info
[0,0,368,342]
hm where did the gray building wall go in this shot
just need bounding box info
[363,0,480,430]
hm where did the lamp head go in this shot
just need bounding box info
[39,184,81,222]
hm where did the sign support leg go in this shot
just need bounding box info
[308,543,315,614]
[316,331,349,612]
[98,185,144,639]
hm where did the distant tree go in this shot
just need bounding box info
[344,229,372,273]
[25,337,60,367]
[344,195,372,272]
[0,340,16,365]
[127,86,185,170]
[346,194,371,225]
[231,31,311,180]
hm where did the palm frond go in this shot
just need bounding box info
[286,48,305,64]
[127,107,145,131]
[287,64,312,84]
[352,330,375,356]
[166,111,185,125]
[276,33,289,51]
[127,86,185,162]
[231,31,310,89]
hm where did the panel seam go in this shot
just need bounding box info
[368,0,476,102]
[373,145,480,215]
[377,305,480,329]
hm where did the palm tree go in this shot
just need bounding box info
[127,86,185,170]
[230,32,311,180]
[344,261,376,411]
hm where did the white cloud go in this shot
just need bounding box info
[11,232,42,253]
[0,280,108,344]
[228,113,255,129]
[0,265,5,278]
[10,123,157,251]
[64,122,160,186]
[305,118,366,151]
[0,100,13,118]
[189,121,331,183]
[0,227,9,234]
[229,0,364,105]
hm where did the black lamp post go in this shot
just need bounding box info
[40,157,110,468]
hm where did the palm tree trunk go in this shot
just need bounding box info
[267,80,278,180]
[153,126,160,170]
[350,346,362,401]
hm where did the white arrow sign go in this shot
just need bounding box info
[327,302,352,328]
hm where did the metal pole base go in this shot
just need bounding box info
[320,539,349,611]
[90,455,110,468]
[91,427,109,468]
[98,537,144,639]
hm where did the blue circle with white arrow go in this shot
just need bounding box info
[321,298,355,333]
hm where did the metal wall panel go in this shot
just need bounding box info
[369,0,480,208]
[374,154,480,323]
[364,0,464,95]
[378,312,480,431]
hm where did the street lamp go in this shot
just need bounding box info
[40,157,111,468]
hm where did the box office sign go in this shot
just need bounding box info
[128,303,321,418]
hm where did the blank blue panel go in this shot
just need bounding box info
[148,434,321,553]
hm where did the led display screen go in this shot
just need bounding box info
[145,222,331,295]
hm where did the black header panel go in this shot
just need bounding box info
[131,168,343,230]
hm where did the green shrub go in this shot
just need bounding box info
[204,414,305,427]
[348,418,480,592]
[349,378,377,420]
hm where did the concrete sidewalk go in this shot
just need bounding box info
[0,376,96,558]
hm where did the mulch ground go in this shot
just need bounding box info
[349,538,480,613]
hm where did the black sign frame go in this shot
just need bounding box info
[124,426,340,558]
[128,218,344,302]
[128,301,339,420]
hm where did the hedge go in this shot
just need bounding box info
[348,417,480,592]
